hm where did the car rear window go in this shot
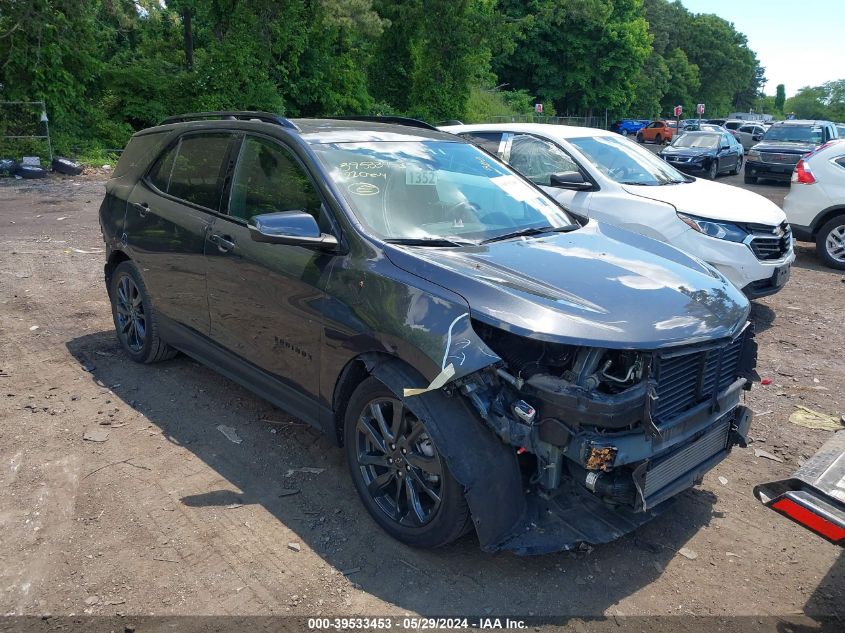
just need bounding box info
[764,125,823,144]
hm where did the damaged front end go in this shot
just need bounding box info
[445,318,758,554]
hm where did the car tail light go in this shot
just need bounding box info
[771,496,845,544]
[793,159,816,184]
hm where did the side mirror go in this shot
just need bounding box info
[248,210,338,250]
[753,134,763,141]
[549,171,593,191]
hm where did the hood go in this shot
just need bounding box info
[753,140,816,154]
[661,146,715,157]
[383,221,749,350]
[622,178,786,225]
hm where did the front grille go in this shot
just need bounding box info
[642,416,731,498]
[748,222,792,261]
[652,331,748,423]
[760,152,801,165]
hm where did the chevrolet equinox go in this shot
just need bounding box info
[99,112,758,554]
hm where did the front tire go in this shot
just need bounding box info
[706,160,718,180]
[744,173,757,184]
[636,133,644,143]
[109,260,177,363]
[621,129,629,137]
[816,216,845,270]
[344,377,470,548]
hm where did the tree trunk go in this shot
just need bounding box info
[182,8,194,71]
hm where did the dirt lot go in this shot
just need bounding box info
[0,170,842,624]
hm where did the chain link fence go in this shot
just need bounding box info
[488,114,606,129]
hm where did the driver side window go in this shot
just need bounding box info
[507,134,580,186]
[228,136,327,230]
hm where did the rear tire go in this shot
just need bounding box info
[655,134,663,144]
[731,156,743,175]
[816,216,845,270]
[14,165,48,179]
[344,376,471,548]
[108,260,177,363]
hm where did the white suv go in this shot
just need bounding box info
[441,123,795,298]
[783,140,845,269]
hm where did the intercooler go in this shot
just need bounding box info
[638,414,734,509]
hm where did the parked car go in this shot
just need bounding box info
[754,430,845,547]
[782,139,845,269]
[659,131,744,180]
[102,111,759,554]
[837,123,845,138]
[681,122,727,134]
[610,119,650,136]
[721,120,748,133]
[734,123,768,152]
[745,120,839,184]
[442,122,794,299]
[636,119,677,144]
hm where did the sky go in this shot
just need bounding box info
[678,0,844,96]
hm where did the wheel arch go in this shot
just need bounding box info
[810,205,845,238]
[331,351,395,446]
[104,249,131,295]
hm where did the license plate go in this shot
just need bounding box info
[774,264,791,287]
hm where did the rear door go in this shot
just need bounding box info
[205,134,336,415]
[124,132,236,334]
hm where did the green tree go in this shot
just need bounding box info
[493,0,651,117]
[774,84,786,113]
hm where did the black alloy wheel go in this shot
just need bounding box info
[115,274,147,353]
[109,260,176,363]
[344,377,470,548]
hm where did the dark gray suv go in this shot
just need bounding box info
[100,112,757,554]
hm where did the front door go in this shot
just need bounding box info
[503,133,594,214]
[205,134,336,413]
[124,133,235,334]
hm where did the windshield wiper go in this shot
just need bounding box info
[384,236,476,247]
[480,224,579,244]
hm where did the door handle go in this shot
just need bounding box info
[210,233,236,253]
[132,202,150,218]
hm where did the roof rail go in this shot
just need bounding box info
[326,116,438,131]
[159,111,300,131]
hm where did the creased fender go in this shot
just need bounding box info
[363,356,526,552]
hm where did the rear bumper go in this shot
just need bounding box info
[745,161,795,180]
[754,431,845,546]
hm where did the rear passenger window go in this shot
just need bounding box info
[228,136,327,230]
[147,144,178,192]
[459,132,503,156]
[165,134,232,210]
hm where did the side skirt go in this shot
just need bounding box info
[157,315,333,435]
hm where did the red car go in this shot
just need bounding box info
[637,120,678,144]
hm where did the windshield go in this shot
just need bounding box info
[763,125,823,144]
[671,133,719,149]
[311,141,573,242]
[568,135,687,186]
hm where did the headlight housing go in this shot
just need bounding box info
[747,149,761,162]
[677,212,747,242]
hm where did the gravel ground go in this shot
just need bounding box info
[0,169,842,625]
